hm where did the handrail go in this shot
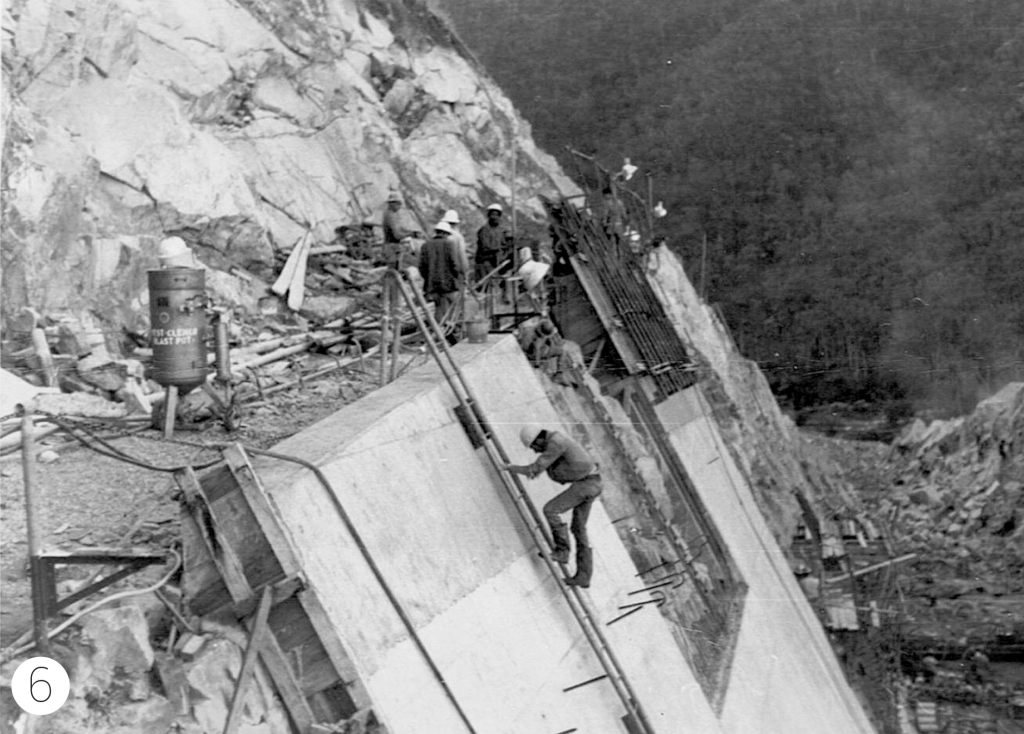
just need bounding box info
[383,268,656,734]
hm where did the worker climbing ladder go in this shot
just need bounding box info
[386,268,657,734]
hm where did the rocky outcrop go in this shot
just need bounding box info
[1,0,577,346]
[647,244,862,544]
[880,382,1024,640]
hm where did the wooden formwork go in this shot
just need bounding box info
[177,444,378,734]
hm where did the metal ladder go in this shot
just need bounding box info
[385,270,656,734]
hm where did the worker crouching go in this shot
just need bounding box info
[507,425,602,587]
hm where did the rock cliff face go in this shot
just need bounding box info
[1,0,577,340]
[1,0,850,547]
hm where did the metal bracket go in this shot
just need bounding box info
[34,548,168,618]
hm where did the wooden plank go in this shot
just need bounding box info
[176,468,253,602]
[268,597,318,650]
[208,490,285,588]
[294,640,339,697]
[253,621,316,733]
[202,465,243,503]
[218,445,373,723]
[180,511,233,615]
[223,444,302,576]
[310,684,359,724]
[233,576,304,620]
[224,586,274,734]
[298,591,375,711]
[184,466,316,734]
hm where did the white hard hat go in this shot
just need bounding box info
[520,424,543,448]
[158,237,189,259]
[442,209,461,224]
[386,191,403,203]
[434,220,453,234]
[486,203,503,213]
[158,237,194,268]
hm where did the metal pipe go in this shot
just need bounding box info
[215,317,232,383]
[247,445,480,734]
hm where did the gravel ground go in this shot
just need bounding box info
[0,357,399,650]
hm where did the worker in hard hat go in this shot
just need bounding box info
[474,203,512,284]
[382,190,417,268]
[418,220,466,327]
[507,425,602,587]
[441,209,471,280]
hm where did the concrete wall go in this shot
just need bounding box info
[250,335,874,734]
[655,388,877,734]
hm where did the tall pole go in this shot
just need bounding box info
[700,232,708,302]
[510,117,518,267]
[22,413,50,654]
[646,173,655,243]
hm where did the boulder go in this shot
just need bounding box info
[185,635,292,734]
[299,294,360,323]
[908,487,937,506]
[31,391,126,419]
[76,604,155,694]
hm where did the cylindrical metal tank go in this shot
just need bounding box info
[147,268,210,389]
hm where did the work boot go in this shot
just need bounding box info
[549,523,571,564]
[565,546,593,588]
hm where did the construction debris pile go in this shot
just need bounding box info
[0,594,358,734]
[0,229,431,445]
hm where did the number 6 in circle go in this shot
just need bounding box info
[11,657,69,716]
[30,666,52,703]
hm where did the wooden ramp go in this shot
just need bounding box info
[177,444,377,734]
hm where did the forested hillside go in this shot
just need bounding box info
[436,0,1024,416]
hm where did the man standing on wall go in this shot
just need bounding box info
[382,190,417,268]
[474,203,511,284]
[418,220,465,326]
[507,425,602,587]
[442,209,471,283]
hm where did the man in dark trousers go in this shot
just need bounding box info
[507,425,602,587]
[474,203,511,283]
[418,220,465,325]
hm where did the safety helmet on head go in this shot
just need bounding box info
[519,424,543,448]
[386,191,403,203]
[434,220,453,235]
[442,209,461,224]
[486,203,503,214]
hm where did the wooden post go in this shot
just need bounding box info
[22,414,50,655]
[223,586,273,734]
[380,280,390,387]
[31,328,57,387]
[163,385,179,439]
[389,285,401,382]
